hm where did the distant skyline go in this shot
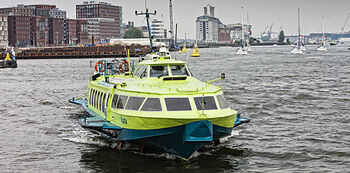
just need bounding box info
[2,0,350,39]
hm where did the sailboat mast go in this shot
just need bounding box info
[298,8,301,49]
[241,6,244,48]
[322,16,325,46]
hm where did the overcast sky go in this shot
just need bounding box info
[2,0,350,39]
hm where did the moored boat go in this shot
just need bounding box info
[0,51,17,68]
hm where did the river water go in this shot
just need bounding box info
[0,45,349,172]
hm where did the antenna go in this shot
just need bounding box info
[136,6,157,53]
[169,0,175,49]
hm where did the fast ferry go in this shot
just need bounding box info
[69,46,249,159]
[69,7,249,159]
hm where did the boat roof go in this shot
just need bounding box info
[91,75,222,95]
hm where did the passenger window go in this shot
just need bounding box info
[89,89,93,105]
[94,91,99,109]
[150,65,168,77]
[141,98,162,111]
[97,91,101,110]
[165,98,191,111]
[217,95,229,109]
[111,94,119,108]
[194,96,217,110]
[125,97,145,110]
[117,95,128,109]
[135,65,147,78]
[170,65,189,76]
[101,93,105,112]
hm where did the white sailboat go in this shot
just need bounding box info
[300,21,307,51]
[291,8,304,54]
[317,16,327,51]
[237,6,248,55]
[245,12,252,52]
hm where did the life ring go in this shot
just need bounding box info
[95,61,105,72]
[119,60,129,72]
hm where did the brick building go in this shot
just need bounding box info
[0,4,35,16]
[76,1,122,43]
[8,16,32,47]
[31,16,49,47]
[26,4,56,17]
[49,18,65,45]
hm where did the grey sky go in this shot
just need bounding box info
[2,0,350,39]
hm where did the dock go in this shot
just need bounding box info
[13,45,152,59]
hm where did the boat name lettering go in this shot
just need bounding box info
[120,116,127,124]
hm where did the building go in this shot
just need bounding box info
[0,4,35,16]
[31,16,49,47]
[0,14,8,48]
[76,1,122,43]
[25,4,56,17]
[76,19,89,45]
[218,25,231,43]
[137,26,148,38]
[227,23,252,42]
[151,19,166,39]
[49,8,66,19]
[64,19,77,45]
[122,21,135,38]
[49,18,65,45]
[8,16,32,47]
[196,5,221,43]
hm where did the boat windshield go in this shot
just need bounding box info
[170,65,189,76]
[150,65,168,78]
[134,65,148,78]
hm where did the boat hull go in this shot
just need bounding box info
[70,98,248,159]
[0,60,17,68]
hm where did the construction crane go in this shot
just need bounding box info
[169,0,175,48]
[341,12,350,33]
[261,25,269,38]
[261,23,273,40]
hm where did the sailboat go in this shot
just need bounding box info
[291,8,304,54]
[317,16,327,51]
[245,12,252,52]
[237,7,248,55]
[300,21,307,51]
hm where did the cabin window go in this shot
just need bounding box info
[134,65,147,78]
[165,98,192,111]
[89,89,93,105]
[125,96,145,110]
[111,94,119,108]
[94,90,99,109]
[101,93,106,112]
[117,95,128,109]
[194,96,217,110]
[141,98,162,111]
[170,65,189,76]
[97,91,101,111]
[104,93,110,112]
[150,65,168,77]
[90,89,95,106]
[217,95,229,109]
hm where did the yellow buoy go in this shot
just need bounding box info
[5,52,11,60]
[182,46,187,53]
[191,43,200,57]
[179,50,182,54]
[191,49,200,57]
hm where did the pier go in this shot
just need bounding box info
[13,45,152,59]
